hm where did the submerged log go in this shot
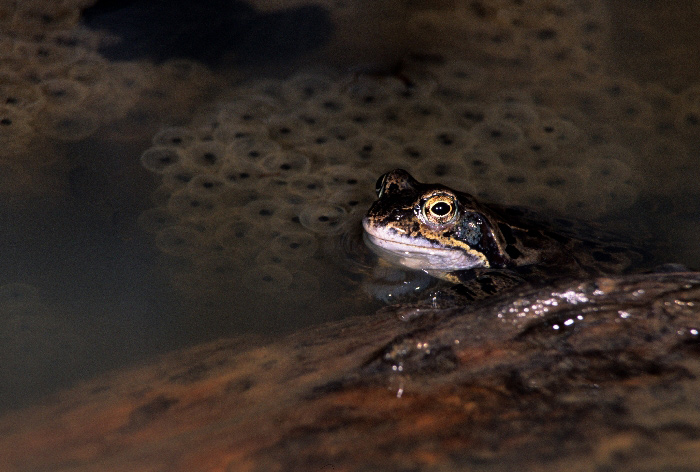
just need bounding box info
[2,272,700,471]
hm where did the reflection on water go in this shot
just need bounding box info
[0,0,699,447]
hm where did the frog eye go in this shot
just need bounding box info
[422,193,458,225]
[375,173,388,197]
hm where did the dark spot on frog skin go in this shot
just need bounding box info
[505,245,523,259]
[452,285,477,301]
[504,207,525,217]
[477,277,498,294]
[543,229,570,244]
[527,228,543,239]
[498,222,517,245]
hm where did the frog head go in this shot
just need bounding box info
[362,169,511,274]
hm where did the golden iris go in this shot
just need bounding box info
[422,193,457,224]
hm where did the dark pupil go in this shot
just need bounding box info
[431,202,451,216]
[375,174,387,196]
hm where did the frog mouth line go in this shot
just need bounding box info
[362,215,489,271]
[361,216,442,250]
[363,231,446,254]
[362,224,480,271]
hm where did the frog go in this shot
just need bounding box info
[362,169,648,302]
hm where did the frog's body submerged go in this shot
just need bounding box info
[363,169,645,299]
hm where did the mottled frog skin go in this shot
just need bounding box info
[363,169,645,299]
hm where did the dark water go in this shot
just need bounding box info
[0,0,698,416]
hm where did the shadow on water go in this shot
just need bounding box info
[81,0,333,66]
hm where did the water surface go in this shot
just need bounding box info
[0,0,698,417]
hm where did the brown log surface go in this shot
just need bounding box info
[2,272,700,472]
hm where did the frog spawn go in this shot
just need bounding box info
[130,1,700,299]
[0,2,227,200]
[142,130,375,305]
[145,57,700,298]
[134,85,524,299]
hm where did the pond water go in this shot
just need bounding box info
[0,0,699,419]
